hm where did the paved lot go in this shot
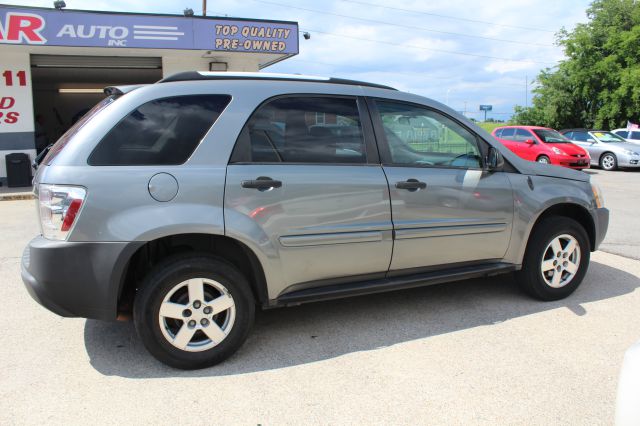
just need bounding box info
[1,169,640,425]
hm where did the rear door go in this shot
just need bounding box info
[368,99,514,272]
[224,95,393,291]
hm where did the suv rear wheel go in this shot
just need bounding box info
[133,254,255,369]
[517,216,590,301]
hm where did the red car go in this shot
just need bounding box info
[492,126,590,170]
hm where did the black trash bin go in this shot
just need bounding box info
[5,153,32,188]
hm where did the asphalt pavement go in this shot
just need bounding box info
[1,168,639,424]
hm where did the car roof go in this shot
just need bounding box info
[496,125,552,130]
[158,71,398,91]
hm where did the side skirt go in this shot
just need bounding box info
[270,262,517,307]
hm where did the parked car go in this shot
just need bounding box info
[612,128,640,144]
[492,125,590,169]
[616,340,640,425]
[22,72,609,369]
[560,129,640,171]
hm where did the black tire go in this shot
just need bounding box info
[516,216,590,301]
[600,152,617,171]
[133,253,255,369]
[536,155,550,164]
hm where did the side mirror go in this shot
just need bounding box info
[524,139,535,145]
[487,147,504,171]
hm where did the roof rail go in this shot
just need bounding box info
[158,71,397,90]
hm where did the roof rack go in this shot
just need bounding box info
[158,71,397,90]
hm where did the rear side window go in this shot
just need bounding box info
[500,128,516,140]
[230,96,366,164]
[89,95,230,166]
[631,131,640,140]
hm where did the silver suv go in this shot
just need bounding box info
[22,72,609,369]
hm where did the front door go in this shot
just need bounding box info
[368,99,514,272]
[225,95,393,295]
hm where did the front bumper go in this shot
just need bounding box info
[21,236,142,321]
[618,154,640,168]
[593,207,609,250]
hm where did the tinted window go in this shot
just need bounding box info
[494,129,503,137]
[569,131,589,142]
[374,101,482,168]
[89,95,230,166]
[513,128,534,142]
[231,96,366,164]
[631,131,640,140]
[615,130,629,138]
[500,128,516,139]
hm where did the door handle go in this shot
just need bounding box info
[241,176,282,190]
[395,179,426,191]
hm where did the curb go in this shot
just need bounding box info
[0,194,35,201]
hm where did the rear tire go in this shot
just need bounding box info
[537,155,550,164]
[133,253,255,369]
[600,152,617,171]
[516,216,590,301]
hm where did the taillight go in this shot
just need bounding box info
[38,184,86,240]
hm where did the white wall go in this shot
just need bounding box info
[0,51,35,183]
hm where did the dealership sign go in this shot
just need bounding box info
[0,6,299,54]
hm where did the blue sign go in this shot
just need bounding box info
[479,105,493,111]
[0,6,299,54]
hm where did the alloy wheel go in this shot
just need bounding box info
[158,278,236,352]
[540,234,581,288]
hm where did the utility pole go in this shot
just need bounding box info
[525,75,528,108]
[202,0,207,16]
[463,101,467,117]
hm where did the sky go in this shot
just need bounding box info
[5,0,592,120]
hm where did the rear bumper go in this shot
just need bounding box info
[21,236,143,321]
[593,207,609,251]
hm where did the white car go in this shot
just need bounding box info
[612,128,640,144]
[616,340,640,425]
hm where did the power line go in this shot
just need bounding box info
[299,27,557,65]
[287,58,530,87]
[250,0,555,47]
[338,0,557,33]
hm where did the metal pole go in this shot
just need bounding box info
[202,0,207,16]
[525,75,528,108]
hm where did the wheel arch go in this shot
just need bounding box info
[529,203,596,252]
[115,233,268,318]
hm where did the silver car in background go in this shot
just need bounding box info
[561,129,640,171]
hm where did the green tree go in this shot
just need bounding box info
[512,0,640,129]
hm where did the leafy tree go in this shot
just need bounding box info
[511,0,640,129]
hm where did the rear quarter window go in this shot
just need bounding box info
[88,95,231,166]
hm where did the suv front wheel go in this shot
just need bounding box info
[133,254,255,369]
[517,216,590,301]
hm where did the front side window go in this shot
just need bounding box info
[89,95,231,166]
[615,130,629,138]
[231,96,366,164]
[374,100,482,168]
[513,128,534,142]
[631,131,640,140]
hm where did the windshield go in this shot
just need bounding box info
[592,131,627,143]
[533,129,572,143]
[42,95,117,166]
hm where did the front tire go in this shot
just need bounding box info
[600,152,617,171]
[516,216,590,301]
[537,155,550,164]
[133,254,255,369]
